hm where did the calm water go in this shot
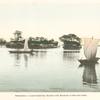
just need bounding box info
[0,47,100,92]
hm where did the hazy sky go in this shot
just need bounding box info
[0,0,100,40]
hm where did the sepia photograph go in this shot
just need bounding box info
[0,0,100,99]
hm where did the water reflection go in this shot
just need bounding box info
[33,51,47,58]
[11,51,47,68]
[24,54,28,68]
[14,54,21,66]
[79,63,97,86]
[63,50,80,61]
[12,54,29,67]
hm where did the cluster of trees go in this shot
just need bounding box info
[1,30,82,49]
[6,30,58,49]
[59,34,81,43]
[28,37,58,49]
[59,34,82,49]
[6,30,24,49]
[0,38,6,46]
[10,30,23,42]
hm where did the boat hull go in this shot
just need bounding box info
[9,50,33,54]
[78,58,100,64]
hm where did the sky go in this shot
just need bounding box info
[0,0,100,40]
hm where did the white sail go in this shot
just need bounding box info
[84,38,98,60]
[24,38,29,51]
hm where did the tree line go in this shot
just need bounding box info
[0,30,82,49]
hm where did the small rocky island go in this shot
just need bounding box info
[59,34,82,50]
[28,37,58,49]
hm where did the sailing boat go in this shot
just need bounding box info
[9,39,33,53]
[78,37,99,64]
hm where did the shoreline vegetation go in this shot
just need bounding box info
[0,30,82,49]
[59,34,82,49]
